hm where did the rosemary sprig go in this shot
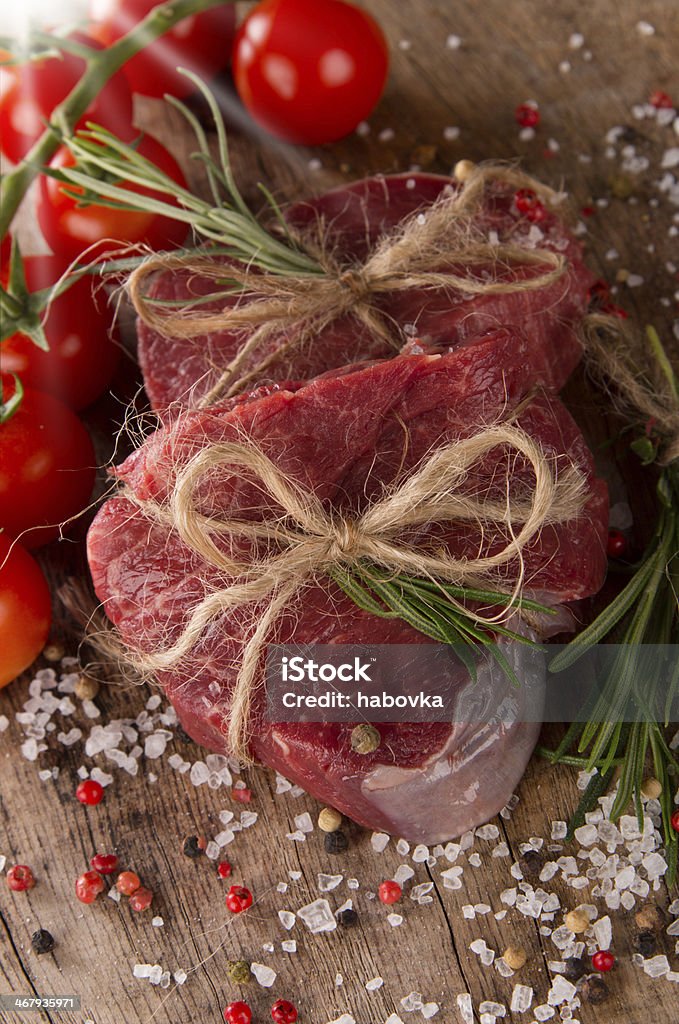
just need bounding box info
[44,71,324,282]
[544,330,679,883]
[331,562,552,687]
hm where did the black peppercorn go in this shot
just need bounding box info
[518,849,544,876]
[324,830,349,854]
[580,975,610,1005]
[338,908,358,927]
[563,956,587,981]
[636,929,657,957]
[182,835,204,858]
[175,725,193,744]
[31,929,55,955]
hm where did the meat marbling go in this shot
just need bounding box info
[89,334,608,841]
[138,173,594,410]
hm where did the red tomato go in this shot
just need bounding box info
[0,534,52,688]
[0,232,11,269]
[37,134,188,260]
[89,0,236,98]
[233,0,389,144]
[0,34,134,165]
[0,376,96,548]
[1,256,120,410]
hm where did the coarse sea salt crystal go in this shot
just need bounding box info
[548,976,576,1005]
[421,1004,439,1019]
[294,812,313,833]
[275,773,292,793]
[593,916,612,949]
[371,831,390,852]
[297,898,337,933]
[388,913,403,927]
[511,985,533,1012]
[385,1017,405,1024]
[0,715,9,732]
[144,733,165,759]
[204,841,220,860]
[412,844,429,863]
[401,992,423,1011]
[534,1006,555,1021]
[278,910,296,930]
[251,963,276,987]
[318,873,343,892]
[281,940,296,953]
[286,831,305,842]
[240,811,258,828]
[174,969,187,985]
[327,1016,355,1024]
[394,864,415,886]
[189,761,209,785]
[480,1001,506,1017]
[133,963,152,978]
[493,843,510,858]
[441,866,463,890]
[148,965,163,985]
[366,977,383,991]
[574,824,597,846]
[476,824,500,841]
[410,882,433,901]
[643,955,670,977]
[396,839,410,856]
[456,994,474,1024]
[444,842,461,862]
[152,916,164,927]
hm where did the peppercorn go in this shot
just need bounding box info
[227,960,252,985]
[563,957,587,981]
[31,929,55,955]
[640,777,663,800]
[318,807,343,833]
[324,830,349,854]
[74,674,99,701]
[580,975,610,1004]
[634,904,665,933]
[42,642,65,662]
[503,945,527,971]
[175,724,193,744]
[518,849,544,876]
[350,724,380,754]
[183,835,205,858]
[453,159,475,182]
[592,950,615,973]
[410,144,437,169]
[635,929,657,957]
[338,908,358,928]
[607,172,635,200]
[565,909,590,934]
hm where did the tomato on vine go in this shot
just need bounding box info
[89,0,236,98]
[1,256,120,411]
[233,0,389,145]
[0,533,52,688]
[37,134,189,260]
[0,375,96,548]
[0,34,134,165]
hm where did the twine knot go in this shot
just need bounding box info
[338,267,371,302]
[327,518,362,561]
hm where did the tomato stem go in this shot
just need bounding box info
[0,0,235,242]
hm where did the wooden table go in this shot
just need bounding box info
[1,2,678,1022]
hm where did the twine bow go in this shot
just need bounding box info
[125,423,587,760]
[127,164,569,406]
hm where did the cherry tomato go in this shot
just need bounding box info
[1,256,120,410]
[0,375,95,548]
[89,0,236,98]
[233,0,389,144]
[0,534,52,687]
[37,134,189,260]
[0,232,11,269]
[0,34,134,165]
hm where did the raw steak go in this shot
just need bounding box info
[89,334,608,841]
[138,173,593,410]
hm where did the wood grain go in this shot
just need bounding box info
[1,2,678,1023]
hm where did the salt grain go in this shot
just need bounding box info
[456,994,474,1024]
[251,963,276,987]
[318,873,343,892]
[282,940,297,952]
[388,913,403,927]
[511,985,534,1012]
[297,898,337,933]
[366,977,384,991]
[412,844,429,862]
[371,832,390,852]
